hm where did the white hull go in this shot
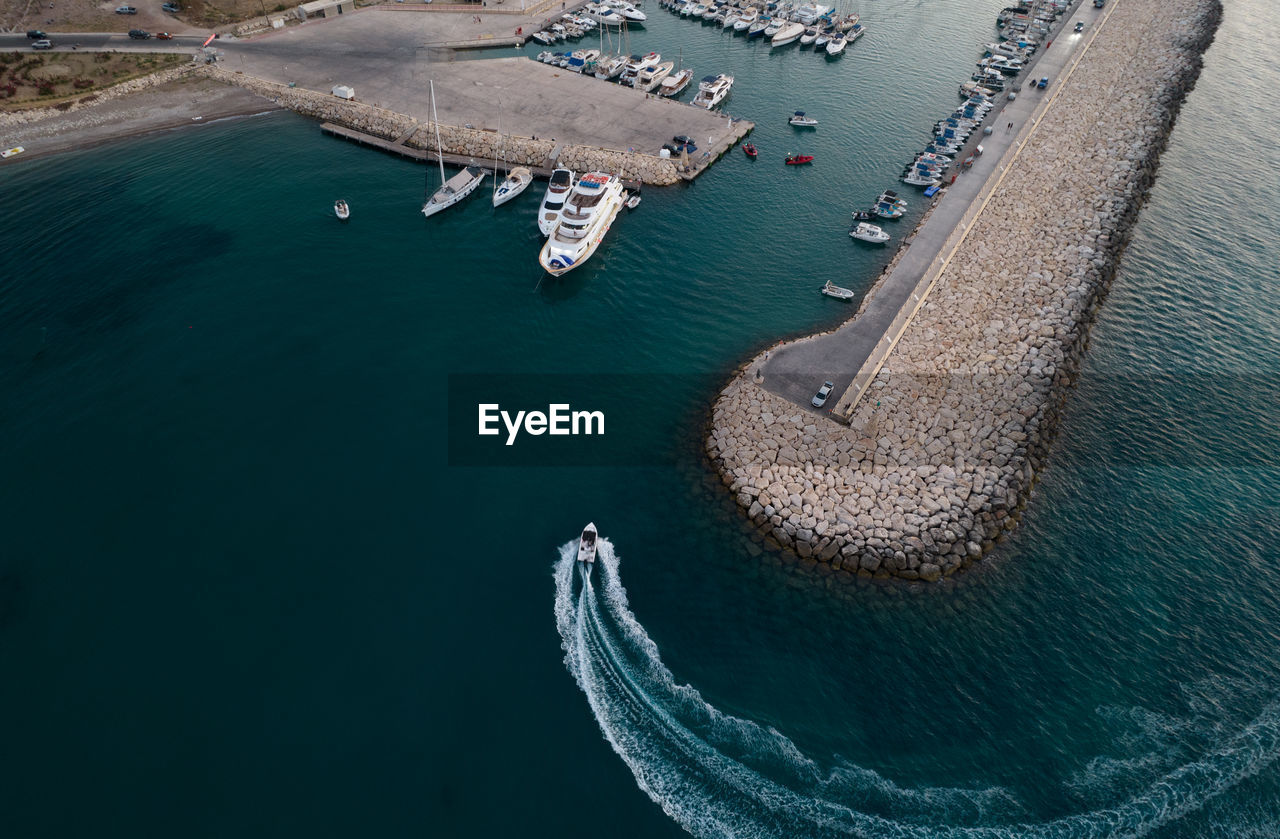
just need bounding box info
[538,168,576,236]
[577,522,598,563]
[422,166,486,218]
[539,172,625,276]
[493,167,533,207]
[658,67,694,96]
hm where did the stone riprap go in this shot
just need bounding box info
[707,0,1223,581]
[209,67,683,185]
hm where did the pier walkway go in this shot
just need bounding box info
[756,0,1112,421]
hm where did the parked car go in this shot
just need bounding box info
[161,1,181,10]
[1037,76,1049,89]
[128,28,151,39]
[27,29,48,38]
[115,5,138,13]
[32,39,53,49]
[156,32,173,39]
[811,381,834,408]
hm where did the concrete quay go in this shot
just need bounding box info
[707,0,1223,581]
[213,9,750,183]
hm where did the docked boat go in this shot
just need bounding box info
[605,0,646,22]
[814,27,832,47]
[772,21,805,47]
[690,73,733,109]
[877,189,906,206]
[747,16,769,37]
[539,171,626,276]
[821,280,855,300]
[577,522,598,563]
[421,81,485,219]
[800,26,819,45]
[742,142,758,158]
[625,191,642,209]
[788,110,818,127]
[637,60,674,91]
[733,7,757,30]
[785,153,814,165]
[621,51,661,86]
[0,146,24,159]
[594,53,629,79]
[763,16,786,36]
[873,200,904,219]
[902,169,940,187]
[825,33,846,55]
[493,166,533,207]
[658,66,694,96]
[850,222,890,243]
[538,167,576,235]
[334,199,350,220]
[531,30,555,45]
[847,22,865,42]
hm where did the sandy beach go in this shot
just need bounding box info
[0,75,277,163]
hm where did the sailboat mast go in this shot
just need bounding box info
[430,79,445,187]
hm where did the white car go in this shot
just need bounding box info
[811,381,834,408]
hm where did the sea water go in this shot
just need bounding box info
[1,1,1277,836]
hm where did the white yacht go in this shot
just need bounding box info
[594,54,629,79]
[763,16,786,36]
[747,16,769,37]
[690,73,733,109]
[825,33,846,55]
[621,51,662,86]
[659,67,694,96]
[733,7,757,30]
[538,168,576,235]
[605,0,646,22]
[902,169,940,187]
[539,172,626,276]
[850,222,890,243]
[772,22,804,46]
[493,167,533,207]
[788,110,818,127]
[800,26,819,45]
[637,60,674,92]
[872,199,904,219]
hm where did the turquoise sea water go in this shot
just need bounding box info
[2,1,1278,836]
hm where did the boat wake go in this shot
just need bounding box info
[554,538,1280,838]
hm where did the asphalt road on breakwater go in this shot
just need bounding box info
[758,0,1106,416]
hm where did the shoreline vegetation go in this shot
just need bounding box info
[707,0,1225,582]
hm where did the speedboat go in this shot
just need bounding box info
[877,189,906,207]
[742,142,758,158]
[733,7,757,30]
[800,26,819,45]
[594,53,629,79]
[820,280,855,300]
[621,51,661,86]
[539,171,626,276]
[825,33,846,55]
[422,166,486,218]
[493,166,533,207]
[538,167,576,235]
[747,16,769,37]
[690,73,733,109]
[850,222,890,243]
[763,16,786,36]
[605,0,646,22]
[637,60,674,91]
[873,200,904,219]
[846,22,864,42]
[658,67,694,96]
[903,169,940,187]
[772,21,804,46]
[625,191,642,209]
[334,199,350,220]
[788,110,818,127]
[577,523,598,563]
[785,153,814,165]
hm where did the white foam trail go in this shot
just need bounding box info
[554,538,1280,839]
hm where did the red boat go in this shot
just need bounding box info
[743,143,758,158]
[785,154,814,165]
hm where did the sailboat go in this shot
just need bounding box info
[492,105,533,207]
[422,80,485,219]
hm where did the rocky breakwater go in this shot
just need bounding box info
[209,67,681,186]
[706,0,1223,581]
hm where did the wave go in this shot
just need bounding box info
[553,537,1280,838]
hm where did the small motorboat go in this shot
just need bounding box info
[625,191,642,209]
[334,199,350,220]
[493,166,534,207]
[873,201,904,219]
[785,154,814,165]
[1,145,25,159]
[788,110,818,127]
[851,209,875,223]
[820,280,855,300]
[742,142,758,158]
[577,522,598,563]
[850,222,890,243]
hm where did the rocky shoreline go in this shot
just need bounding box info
[706,0,1224,581]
